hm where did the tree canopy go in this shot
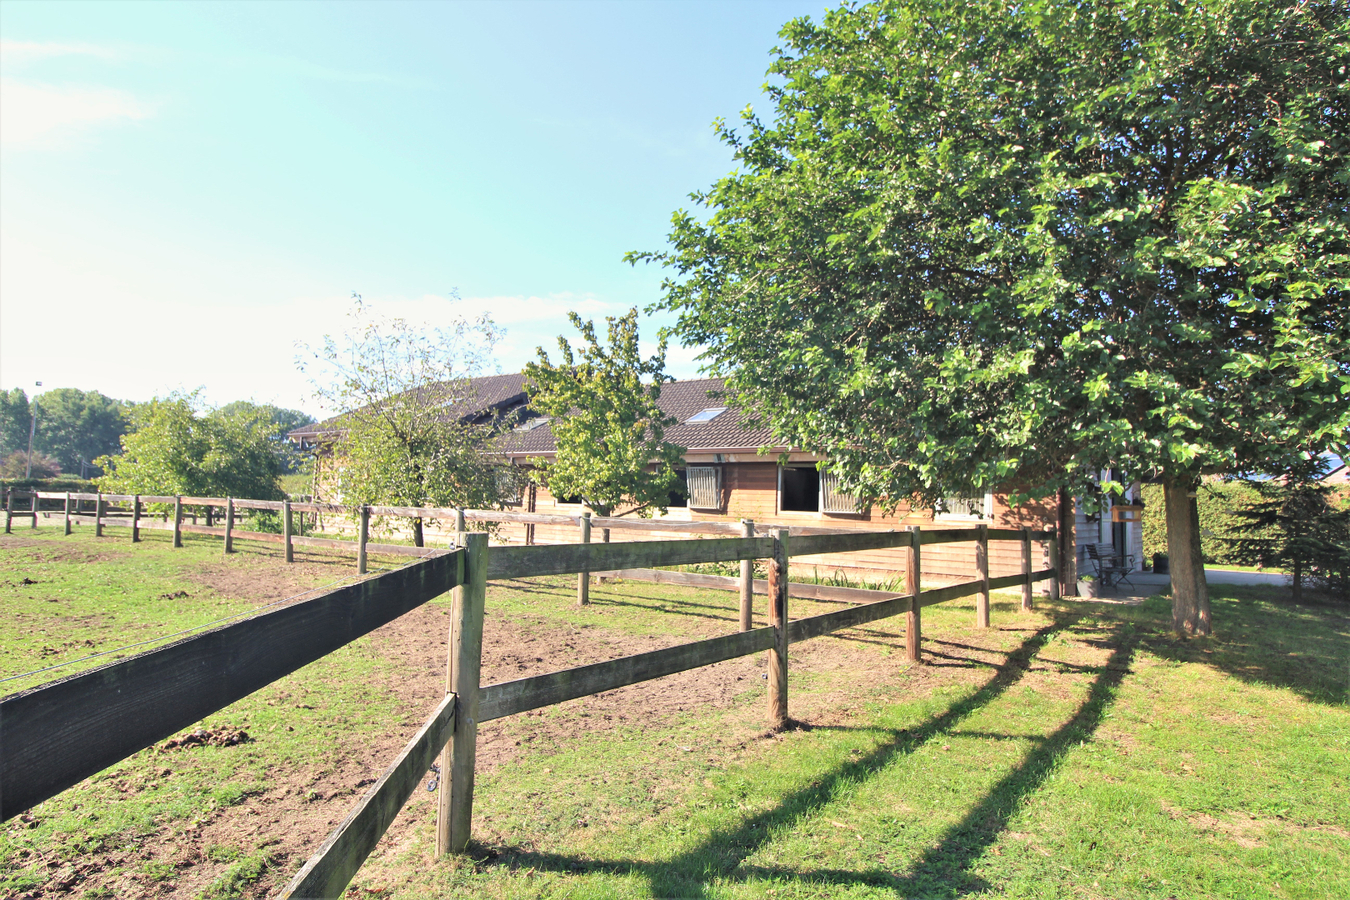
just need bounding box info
[32,388,130,475]
[525,308,685,518]
[634,0,1349,634]
[300,297,515,545]
[95,394,284,500]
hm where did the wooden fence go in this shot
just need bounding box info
[1,510,1056,898]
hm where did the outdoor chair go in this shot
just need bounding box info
[1086,542,1136,593]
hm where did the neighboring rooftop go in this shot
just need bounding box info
[288,373,779,456]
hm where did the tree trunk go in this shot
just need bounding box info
[412,516,424,548]
[1165,480,1211,635]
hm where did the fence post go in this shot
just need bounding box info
[976,523,990,629]
[906,526,922,662]
[437,531,488,855]
[4,489,12,534]
[767,528,789,729]
[224,498,235,554]
[132,495,141,543]
[29,492,38,529]
[1048,528,1061,602]
[739,519,755,631]
[283,499,293,563]
[577,512,592,605]
[205,504,213,528]
[95,492,105,538]
[172,496,182,548]
[357,505,370,575]
[454,507,466,536]
[1021,527,1033,611]
[63,492,72,536]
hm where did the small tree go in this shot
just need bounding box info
[1228,464,1350,603]
[216,401,315,474]
[95,394,284,501]
[300,297,514,546]
[524,308,685,519]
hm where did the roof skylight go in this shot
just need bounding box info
[685,407,727,424]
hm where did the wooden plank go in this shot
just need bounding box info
[786,593,913,643]
[438,533,487,855]
[789,530,911,557]
[1021,527,1033,611]
[281,693,456,900]
[477,626,776,722]
[739,519,754,631]
[577,513,591,606]
[767,529,788,729]
[487,536,773,580]
[178,496,230,507]
[0,550,464,820]
[464,509,578,526]
[975,523,990,629]
[139,495,179,505]
[919,528,980,546]
[593,568,912,605]
[368,504,457,518]
[985,528,1024,541]
[590,517,742,535]
[906,526,921,661]
[230,498,285,511]
[988,572,1026,591]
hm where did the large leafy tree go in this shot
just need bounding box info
[300,297,514,546]
[95,394,284,501]
[216,401,315,473]
[0,388,32,459]
[524,308,685,519]
[32,388,130,475]
[634,0,1349,635]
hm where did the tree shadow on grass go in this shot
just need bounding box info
[472,612,1137,898]
[1116,588,1350,706]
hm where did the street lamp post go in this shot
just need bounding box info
[24,381,42,479]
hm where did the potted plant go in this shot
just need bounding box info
[1077,574,1099,598]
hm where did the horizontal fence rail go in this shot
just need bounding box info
[0,549,464,819]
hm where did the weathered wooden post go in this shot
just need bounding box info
[454,507,466,537]
[205,504,213,528]
[283,499,294,563]
[1021,527,1033,611]
[63,492,72,536]
[172,496,183,548]
[437,531,488,855]
[739,519,755,631]
[4,489,13,534]
[906,526,922,662]
[975,523,990,629]
[95,492,105,538]
[577,512,592,605]
[357,505,370,574]
[767,528,789,729]
[224,498,235,555]
[29,492,39,529]
[132,495,141,543]
[1048,527,1061,602]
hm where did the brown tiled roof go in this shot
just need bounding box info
[500,376,779,458]
[289,373,529,440]
[291,372,783,457]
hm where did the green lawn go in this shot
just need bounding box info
[3,527,1347,899]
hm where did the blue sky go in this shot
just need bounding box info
[1,0,828,415]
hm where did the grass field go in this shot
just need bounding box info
[2,526,1348,899]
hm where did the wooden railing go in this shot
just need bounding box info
[1,518,1056,899]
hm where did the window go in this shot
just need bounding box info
[513,416,551,432]
[685,407,727,424]
[819,470,863,515]
[935,491,991,520]
[779,465,820,512]
[668,469,688,508]
[495,468,525,505]
[686,465,721,510]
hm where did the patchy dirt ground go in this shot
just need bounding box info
[5,540,1011,899]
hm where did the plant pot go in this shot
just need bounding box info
[1077,579,1099,598]
[1153,553,1169,574]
